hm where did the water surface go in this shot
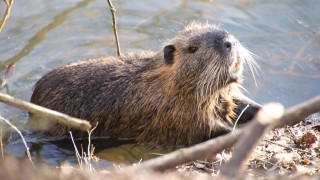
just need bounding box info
[0,0,319,167]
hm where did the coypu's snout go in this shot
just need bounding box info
[221,32,258,85]
[220,33,244,83]
[211,30,243,83]
[212,31,240,66]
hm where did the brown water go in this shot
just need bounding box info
[0,0,319,167]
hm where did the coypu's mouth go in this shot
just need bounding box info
[229,54,243,83]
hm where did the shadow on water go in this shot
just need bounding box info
[0,0,94,70]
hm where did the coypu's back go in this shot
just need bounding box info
[31,52,163,135]
[31,23,260,146]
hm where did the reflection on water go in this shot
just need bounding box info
[0,0,319,167]
[0,0,95,71]
[97,143,175,164]
[5,133,175,166]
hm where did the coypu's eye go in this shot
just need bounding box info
[188,46,198,53]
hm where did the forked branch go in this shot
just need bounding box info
[0,0,14,32]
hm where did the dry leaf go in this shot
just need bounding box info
[294,132,317,149]
[1,63,15,88]
[302,156,310,165]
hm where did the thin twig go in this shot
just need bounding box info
[0,92,91,131]
[0,121,3,157]
[0,0,14,32]
[70,123,98,172]
[87,123,98,159]
[254,158,292,173]
[288,14,316,34]
[69,131,82,169]
[107,0,121,56]
[0,116,34,166]
[263,139,310,154]
[86,122,98,172]
[232,104,249,132]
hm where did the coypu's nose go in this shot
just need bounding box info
[212,31,236,55]
[223,41,232,51]
[222,35,236,53]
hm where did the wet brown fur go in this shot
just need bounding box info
[30,23,256,146]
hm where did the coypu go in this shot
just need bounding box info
[30,23,260,146]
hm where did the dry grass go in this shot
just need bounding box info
[0,115,33,166]
[69,123,99,172]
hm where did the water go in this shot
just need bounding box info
[0,0,319,167]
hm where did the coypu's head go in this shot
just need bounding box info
[161,23,258,123]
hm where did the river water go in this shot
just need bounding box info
[0,0,319,167]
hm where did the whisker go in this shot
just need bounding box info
[248,51,262,73]
[242,48,260,88]
[238,84,249,94]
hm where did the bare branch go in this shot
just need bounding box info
[107,0,121,56]
[273,95,320,129]
[0,92,91,131]
[0,0,14,32]
[134,96,320,172]
[136,130,242,172]
[4,0,10,6]
[219,96,320,177]
[219,103,284,177]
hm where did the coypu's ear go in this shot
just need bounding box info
[163,45,176,64]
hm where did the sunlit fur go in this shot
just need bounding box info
[30,23,258,146]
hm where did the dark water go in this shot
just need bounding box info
[0,0,319,167]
